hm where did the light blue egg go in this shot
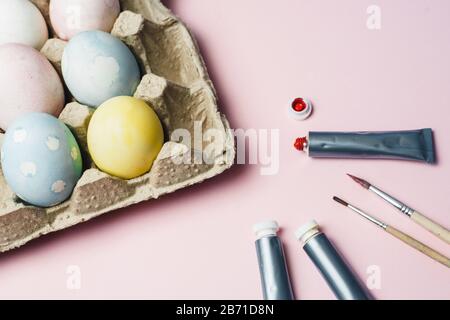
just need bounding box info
[1,113,83,207]
[62,30,141,107]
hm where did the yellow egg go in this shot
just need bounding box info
[87,96,164,179]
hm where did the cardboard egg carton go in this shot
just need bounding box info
[0,0,235,252]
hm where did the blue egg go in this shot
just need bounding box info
[62,30,141,107]
[1,113,83,207]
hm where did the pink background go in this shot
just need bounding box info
[1,0,449,299]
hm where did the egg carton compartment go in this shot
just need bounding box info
[0,0,235,252]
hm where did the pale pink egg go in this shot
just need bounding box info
[0,44,65,130]
[49,0,121,40]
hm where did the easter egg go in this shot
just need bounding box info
[50,0,120,40]
[87,97,164,179]
[62,30,141,107]
[1,113,83,207]
[0,0,49,50]
[0,44,65,130]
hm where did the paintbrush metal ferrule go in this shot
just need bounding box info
[346,204,388,229]
[368,185,414,217]
[332,196,387,229]
[347,174,414,217]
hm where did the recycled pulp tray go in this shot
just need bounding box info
[0,0,235,252]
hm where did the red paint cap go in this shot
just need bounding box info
[289,98,313,121]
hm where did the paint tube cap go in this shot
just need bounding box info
[253,220,279,239]
[289,98,313,121]
[295,220,319,243]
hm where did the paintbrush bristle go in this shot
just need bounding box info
[333,196,349,207]
[347,174,371,189]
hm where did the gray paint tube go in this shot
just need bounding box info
[299,129,435,163]
[254,220,294,300]
[295,220,371,300]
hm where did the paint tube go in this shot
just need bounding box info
[295,128,435,163]
[295,220,371,300]
[254,220,294,300]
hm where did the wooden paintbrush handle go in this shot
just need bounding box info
[411,211,450,245]
[385,226,450,268]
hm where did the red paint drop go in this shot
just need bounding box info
[294,137,307,151]
[292,98,307,112]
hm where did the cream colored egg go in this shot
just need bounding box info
[0,0,49,50]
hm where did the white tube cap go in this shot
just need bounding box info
[295,220,319,242]
[253,220,279,239]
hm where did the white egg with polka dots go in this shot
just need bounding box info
[1,113,83,207]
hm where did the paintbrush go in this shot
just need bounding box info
[333,196,450,268]
[347,174,450,245]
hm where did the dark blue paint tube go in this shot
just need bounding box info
[295,220,371,300]
[254,220,294,300]
[296,129,435,163]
